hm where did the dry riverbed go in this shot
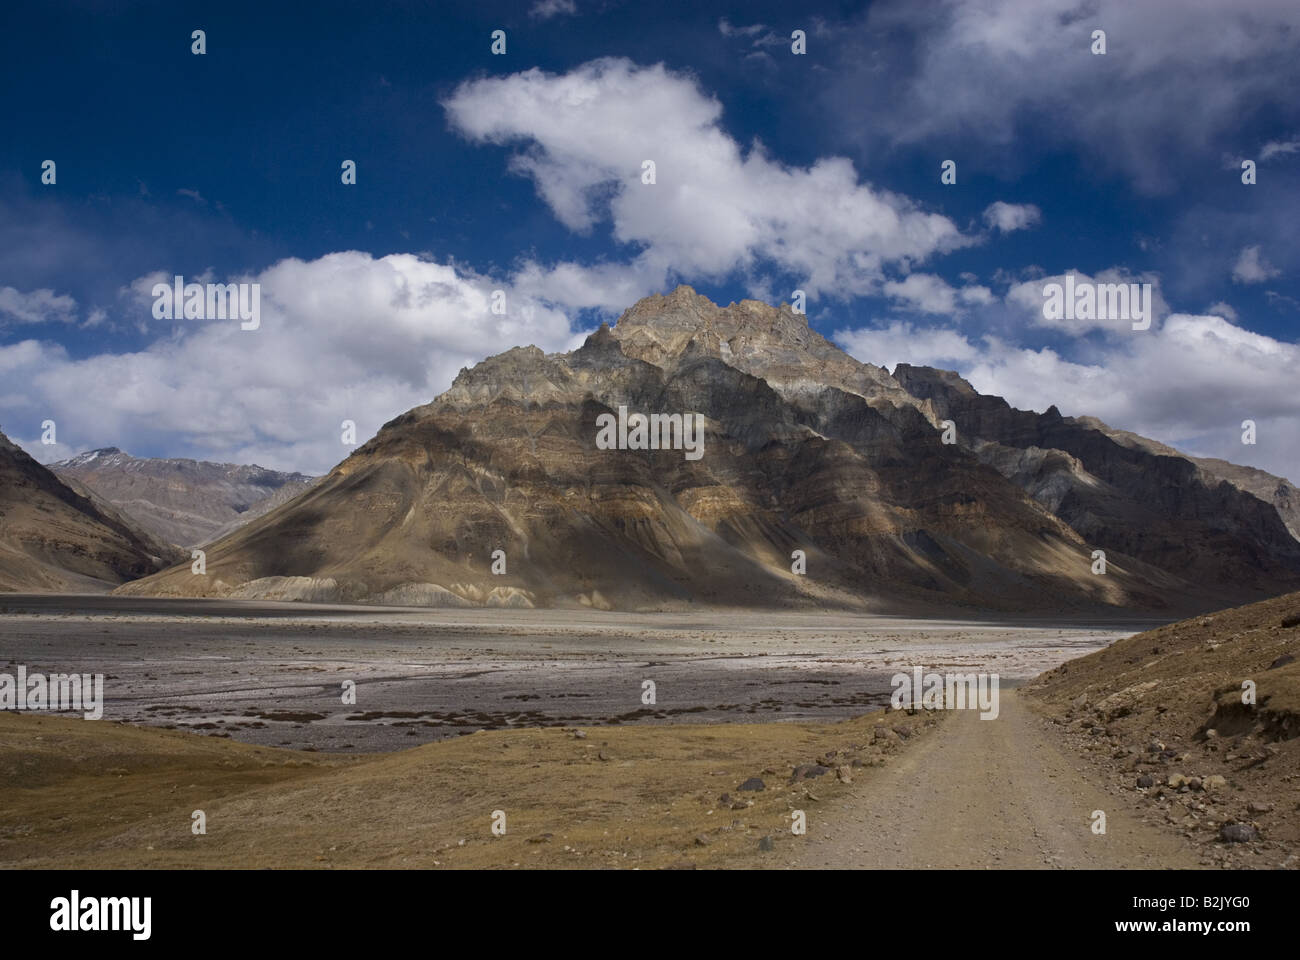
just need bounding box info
[0,597,1150,753]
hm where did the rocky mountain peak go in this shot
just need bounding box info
[615,285,804,345]
[62,446,127,467]
[608,287,907,407]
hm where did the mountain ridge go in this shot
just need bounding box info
[113,286,1300,614]
[51,448,318,549]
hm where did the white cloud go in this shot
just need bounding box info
[835,321,981,372]
[959,284,994,306]
[849,0,1300,192]
[883,274,958,315]
[443,58,970,304]
[718,18,784,49]
[529,0,576,20]
[1005,268,1169,336]
[718,19,767,39]
[880,273,992,316]
[1260,136,1300,161]
[2,252,585,475]
[836,311,1300,483]
[1232,245,1280,284]
[0,286,78,327]
[1206,301,1238,323]
[982,201,1041,233]
[509,255,667,313]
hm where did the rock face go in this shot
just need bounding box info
[51,448,317,548]
[0,430,184,592]
[116,286,1300,612]
[1072,417,1300,542]
[893,366,1300,599]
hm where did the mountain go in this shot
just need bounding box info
[0,430,184,592]
[1186,457,1300,542]
[116,286,1300,614]
[51,448,318,548]
[1070,417,1300,542]
[891,365,1300,599]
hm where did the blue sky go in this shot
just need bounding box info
[2,0,1298,479]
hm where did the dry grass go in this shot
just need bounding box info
[0,707,935,869]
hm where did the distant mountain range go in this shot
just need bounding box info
[110,287,1300,615]
[0,430,182,592]
[50,448,317,549]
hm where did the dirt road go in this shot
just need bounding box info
[791,691,1200,869]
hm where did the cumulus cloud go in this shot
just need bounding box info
[3,252,585,474]
[835,321,981,372]
[0,286,79,327]
[883,274,957,315]
[959,285,995,306]
[1232,245,1280,284]
[982,202,1041,233]
[508,256,666,314]
[443,58,970,305]
[1206,300,1238,323]
[881,273,992,316]
[1005,268,1169,336]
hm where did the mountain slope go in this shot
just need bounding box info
[116,287,1300,614]
[1071,416,1300,541]
[0,431,184,592]
[892,365,1300,599]
[51,448,317,548]
[1024,589,1300,867]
